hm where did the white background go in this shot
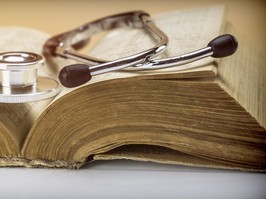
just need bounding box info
[1,160,265,199]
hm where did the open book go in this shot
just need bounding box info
[0,6,265,171]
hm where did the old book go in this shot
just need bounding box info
[0,6,265,171]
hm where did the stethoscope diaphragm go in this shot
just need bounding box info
[0,52,60,103]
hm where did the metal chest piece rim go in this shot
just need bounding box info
[0,51,60,103]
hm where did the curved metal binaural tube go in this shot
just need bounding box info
[43,11,168,67]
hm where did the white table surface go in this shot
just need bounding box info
[0,160,265,199]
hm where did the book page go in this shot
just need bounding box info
[217,24,266,129]
[0,100,51,148]
[54,5,225,99]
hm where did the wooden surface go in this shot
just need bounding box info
[1,0,265,46]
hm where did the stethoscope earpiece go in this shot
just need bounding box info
[58,34,238,88]
[0,52,60,103]
[208,34,238,58]
[42,11,238,88]
[59,64,91,88]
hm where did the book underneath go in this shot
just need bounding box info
[0,6,265,171]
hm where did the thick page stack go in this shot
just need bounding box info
[0,6,265,171]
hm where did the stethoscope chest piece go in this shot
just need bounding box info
[0,52,60,103]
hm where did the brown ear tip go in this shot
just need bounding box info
[59,64,92,88]
[208,34,238,58]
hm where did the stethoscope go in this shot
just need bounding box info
[0,11,238,103]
